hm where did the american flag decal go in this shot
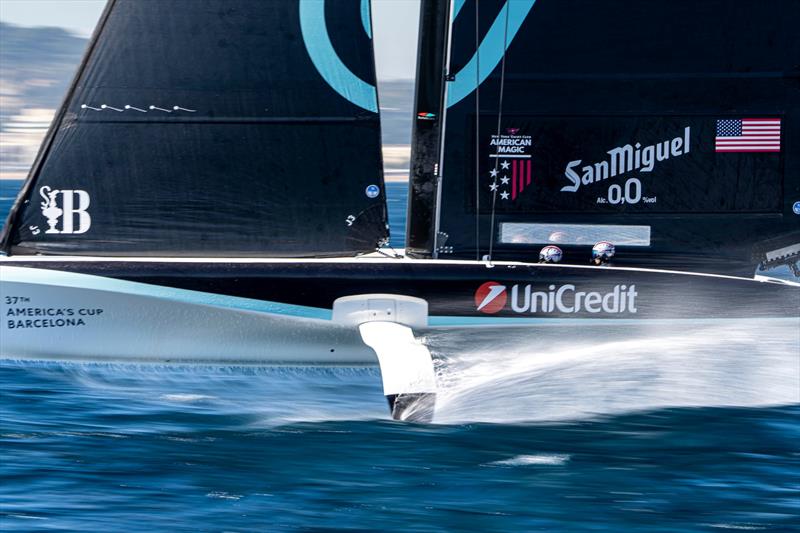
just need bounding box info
[511,159,532,200]
[715,118,781,152]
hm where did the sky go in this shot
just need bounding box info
[0,0,420,80]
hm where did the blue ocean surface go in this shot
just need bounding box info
[2,179,800,531]
[0,180,23,225]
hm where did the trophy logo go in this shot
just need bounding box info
[39,186,62,233]
[38,186,92,234]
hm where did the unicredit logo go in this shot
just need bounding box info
[475,282,638,314]
[475,282,508,314]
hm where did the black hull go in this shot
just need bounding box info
[2,258,796,321]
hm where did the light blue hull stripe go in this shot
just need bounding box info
[446,0,536,108]
[299,0,378,113]
[1,266,332,321]
[426,316,796,327]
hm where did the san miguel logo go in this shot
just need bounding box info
[487,128,533,202]
[561,127,691,193]
[38,186,92,234]
[475,282,638,315]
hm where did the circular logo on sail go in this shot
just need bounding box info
[793,201,800,215]
[365,184,380,198]
[475,282,507,314]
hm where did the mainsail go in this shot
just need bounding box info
[1,0,388,257]
[409,0,800,275]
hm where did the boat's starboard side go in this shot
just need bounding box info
[1,259,797,364]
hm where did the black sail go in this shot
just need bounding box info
[1,0,388,257]
[410,0,800,275]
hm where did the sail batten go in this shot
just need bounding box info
[68,117,371,124]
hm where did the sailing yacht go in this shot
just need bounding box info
[1,0,798,420]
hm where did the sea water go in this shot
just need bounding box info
[1,180,799,531]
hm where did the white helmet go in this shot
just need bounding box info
[592,241,615,262]
[539,245,563,264]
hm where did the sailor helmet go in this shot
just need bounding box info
[592,241,616,260]
[539,245,563,264]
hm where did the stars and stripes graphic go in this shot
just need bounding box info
[489,159,533,201]
[511,159,532,200]
[715,118,781,152]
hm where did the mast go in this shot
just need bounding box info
[405,0,451,258]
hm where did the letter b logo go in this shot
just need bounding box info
[39,188,92,234]
[61,190,91,234]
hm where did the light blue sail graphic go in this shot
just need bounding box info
[360,0,372,38]
[299,0,378,113]
[447,0,536,108]
[452,0,467,21]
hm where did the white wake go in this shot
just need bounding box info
[425,318,800,424]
